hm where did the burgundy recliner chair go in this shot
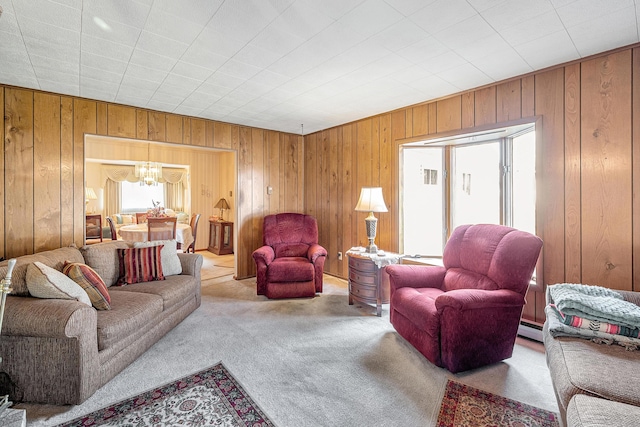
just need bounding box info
[252,213,327,299]
[386,224,542,373]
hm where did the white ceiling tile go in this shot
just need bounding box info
[249,70,291,89]
[270,1,335,40]
[556,0,634,28]
[499,10,565,47]
[0,5,22,36]
[173,105,205,116]
[472,48,533,81]
[33,66,78,85]
[80,76,118,93]
[24,36,80,62]
[82,34,133,63]
[196,83,233,99]
[0,72,39,88]
[397,36,450,65]
[514,30,580,70]
[17,16,79,47]
[51,0,83,9]
[205,2,272,45]
[120,75,161,92]
[82,0,150,29]
[410,0,477,35]
[144,9,205,45]
[151,90,185,105]
[233,44,283,69]
[205,72,245,90]
[81,52,128,75]
[81,11,143,47]
[162,74,203,92]
[32,54,78,75]
[407,74,459,99]
[171,61,214,81]
[146,99,180,111]
[436,62,492,90]
[117,84,156,100]
[338,0,404,39]
[114,92,150,106]
[465,0,508,12]
[124,63,168,84]
[434,14,496,51]
[383,0,436,16]
[12,0,81,31]
[298,0,365,19]
[419,51,468,74]
[453,33,511,62]
[215,59,262,81]
[481,0,554,31]
[129,48,177,73]
[151,0,224,26]
[79,87,115,101]
[39,79,79,96]
[369,19,430,52]
[181,44,230,71]
[567,7,639,57]
[81,65,121,83]
[181,92,220,108]
[391,65,431,84]
[251,25,306,57]
[136,31,189,60]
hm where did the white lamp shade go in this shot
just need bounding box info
[355,187,388,213]
[85,187,97,201]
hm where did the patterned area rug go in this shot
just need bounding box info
[437,380,559,427]
[56,363,274,427]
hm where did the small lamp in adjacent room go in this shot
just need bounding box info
[214,198,230,221]
[354,187,388,253]
[85,187,97,214]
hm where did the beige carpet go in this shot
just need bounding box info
[19,251,558,426]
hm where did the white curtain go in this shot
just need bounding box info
[100,164,189,214]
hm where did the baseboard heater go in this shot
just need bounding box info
[518,321,543,342]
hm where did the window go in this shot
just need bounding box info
[121,181,165,213]
[400,123,536,258]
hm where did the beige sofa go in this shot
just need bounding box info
[543,289,640,427]
[0,240,202,405]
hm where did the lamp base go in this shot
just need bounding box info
[365,242,378,254]
[364,214,378,254]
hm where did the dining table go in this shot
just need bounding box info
[118,223,194,249]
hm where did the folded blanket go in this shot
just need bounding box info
[549,283,640,329]
[545,305,640,350]
[550,304,640,338]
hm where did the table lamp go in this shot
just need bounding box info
[214,198,230,221]
[354,187,388,253]
[85,187,97,214]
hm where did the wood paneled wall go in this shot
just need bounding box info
[305,46,640,324]
[1,86,303,279]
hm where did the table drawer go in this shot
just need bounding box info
[349,256,375,273]
[349,270,375,286]
[350,283,377,299]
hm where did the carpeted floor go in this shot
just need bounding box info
[19,251,559,426]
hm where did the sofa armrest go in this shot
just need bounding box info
[1,295,101,404]
[386,265,447,290]
[435,288,524,312]
[252,246,275,266]
[3,295,96,338]
[177,252,203,280]
[308,244,327,263]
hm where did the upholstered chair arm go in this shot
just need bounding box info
[435,288,524,312]
[178,252,203,280]
[308,244,327,263]
[386,265,447,291]
[252,246,275,265]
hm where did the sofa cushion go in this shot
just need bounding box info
[110,274,197,311]
[117,246,165,285]
[132,239,182,276]
[63,262,111,310]
[0,247,85,296]
[26,262,92,306]
[543,323,640,413]
[81,241,130,287]
[567,394,640,427]
[96,290,163,351]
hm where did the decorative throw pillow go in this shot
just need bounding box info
[63,262,111,310]
[132,239,182,276]
[117,246,165,285]
[114,214,123,224]
[26,262,91,306]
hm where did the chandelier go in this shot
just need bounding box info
[135,143,162,186]
[135,161,162,186]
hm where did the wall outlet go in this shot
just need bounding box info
[337,251,342,261]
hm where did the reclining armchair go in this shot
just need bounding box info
[252,213,327,299]
[386,224,542,373]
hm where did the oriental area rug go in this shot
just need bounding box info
[56,363,274,427]
[437,380,559,427]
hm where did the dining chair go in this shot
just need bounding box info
[184,214,201,253]
[147,217,177,241]
[106,217,118,240]
[136,212,148,224]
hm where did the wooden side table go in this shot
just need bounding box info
[208,220,233,255]
[347,249,403,316]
